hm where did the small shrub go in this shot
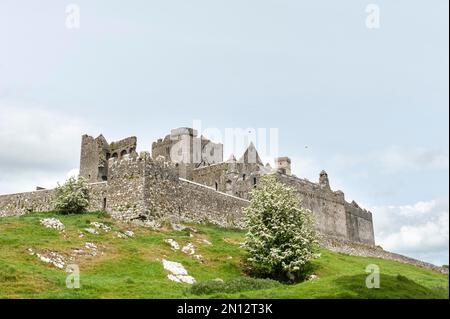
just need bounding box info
[53,176,90,214]
[242,174,318,283]
[191,277,281,295]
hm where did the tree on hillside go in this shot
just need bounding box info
[54,176,90,214]
[242,174,318,282]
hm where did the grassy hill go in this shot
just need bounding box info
[0,212,448,299]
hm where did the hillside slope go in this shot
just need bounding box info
[0,212,448,299]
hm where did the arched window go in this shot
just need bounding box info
[120,150,127,157]
[253,177,257,188]
[242,174,246,181]
[106,153,111,160]
[112,153,118,158]
[215,182,218,191]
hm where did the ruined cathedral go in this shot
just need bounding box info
[0,127,375,246]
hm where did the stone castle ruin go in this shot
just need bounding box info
[0,127,375,246]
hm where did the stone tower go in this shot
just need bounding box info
[152,127,223,179]
[275,157,291,175]
[319,170,331,190]
[79,134,110,183]
[79,134,137,183]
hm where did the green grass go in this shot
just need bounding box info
[0,212,448,299]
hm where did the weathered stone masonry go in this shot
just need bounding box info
[106,153,248,228]
[0,182,107,217]
[0,128,375,246]
[277,174,374,245]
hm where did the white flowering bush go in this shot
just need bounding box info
[53,176,90,214]
[242,174,318,282]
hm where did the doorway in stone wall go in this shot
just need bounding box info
[226,180,233,195]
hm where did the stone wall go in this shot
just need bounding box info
[105,153,147,220]
[345,201,375,245]
[0,189,56,217]
[192,160,268,199]
[177,179,248,228]
[277,174,348,239]
[100,153,248,228]
[0,182,108,217]
[276,174,375,245]
[87,182,109,211]
[142,157,248,228]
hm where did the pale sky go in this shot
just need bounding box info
[0,1,448,265]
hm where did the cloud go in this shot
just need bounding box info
[372,197,449,266]
[378,146,449,173]
[0,100,89,193]
[329,146,449,174]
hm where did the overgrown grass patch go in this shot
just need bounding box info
[191,277,282,295]
[0,212,447,299]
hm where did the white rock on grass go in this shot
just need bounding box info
[28,248,65,269]
[181,243,195,255]
[171,223,186,231]
[116,232,127,239]
[124,230,134,237]
[308,274,319,281]
[162,259,196,284]
[85,242,97,250]
[165,238,180,250]
[40,218,65,231]
[90,222,111,232]
[201,239,212,246]
[85,242,98,256]
[162,259,187,275]
[84,228,98,235]
[132,219,161,230]
[72,248,84,255]
[116,230,135,239]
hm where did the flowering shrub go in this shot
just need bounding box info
[242,174,318,282]
[53,176,90,214]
